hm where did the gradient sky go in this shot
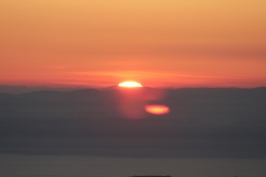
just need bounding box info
[1,0,266,88]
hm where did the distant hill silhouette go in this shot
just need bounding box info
[0,85,85,94]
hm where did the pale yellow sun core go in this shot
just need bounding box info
[118,81,143,88]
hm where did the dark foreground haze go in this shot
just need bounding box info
[1,86,266,177]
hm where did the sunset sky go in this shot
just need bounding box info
[1,0,266,88]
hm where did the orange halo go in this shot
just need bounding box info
[118,81,143,88]
[145,104,170,115]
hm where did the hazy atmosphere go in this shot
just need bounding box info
[1,0,266,177]
[1,0,266,87]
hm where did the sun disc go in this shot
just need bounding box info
[118,81,142,88]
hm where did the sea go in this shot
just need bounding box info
[1,154,266,177]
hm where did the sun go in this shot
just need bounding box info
[118,81,143,88]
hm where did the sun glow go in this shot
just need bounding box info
[145,104,170,115]
[118,81,143,88]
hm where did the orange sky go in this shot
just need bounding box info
[1,0,266,88]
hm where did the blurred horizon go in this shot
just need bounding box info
[1,83,266,94]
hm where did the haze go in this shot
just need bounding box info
[1,0,266,88]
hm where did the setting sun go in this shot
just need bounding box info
[118,81,143,88]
